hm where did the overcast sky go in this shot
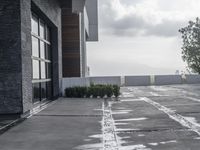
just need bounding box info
[87,0,200,76]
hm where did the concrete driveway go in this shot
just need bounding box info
[108,84,200,150]
[0,84,200,150]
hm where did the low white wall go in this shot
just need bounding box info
[125,76,151,86]
[90,76,121,86]
[154,75,182,85]
[185,75,200,84]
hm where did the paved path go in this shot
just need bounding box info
[0,99,103,150]
[1,84,200,150]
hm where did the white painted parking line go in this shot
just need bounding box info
[142,97,200,136]
[185,96,200,103]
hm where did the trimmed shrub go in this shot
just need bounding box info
[65,84,121,98]
[113,85,120,97]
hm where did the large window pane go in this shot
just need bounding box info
[40,41,45,59]
[46,27,50,42]
[33,83,40,103]
[46,62,51,79]
[32,37,39,57]
[41,82,47,100]
[31,14,39,35]
[33,60,39,79]
[40,20,45,39]
[41,61,46,79]
[46,81,52,99]
[46,44,51,60]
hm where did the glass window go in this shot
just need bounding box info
[40,20,45,39]
[41,61,46,79]
[46,81,52,99]
[40,41,45,59]
[32,37,39,57]
[31,14,39,35]
[46,62,51,79]
[31,13,52,102]
[41,82,47,100]
[46,27,50,42]
[33,60,40,79]
[33,83,40,103]
[46,44,51,60]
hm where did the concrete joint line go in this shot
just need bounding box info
[102,101,119,150]
[141,97,200,136]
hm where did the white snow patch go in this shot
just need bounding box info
[112,111,130,115]
[160,140,177,144]
[148,143,158,146]
[121,92,135,98]
[102,102,119,150]
[121,99,142,102]
[112,110,132,115]
[115,128,140,132]
[84,139,92,142]
[150,86,168,92]
[138,134,145,137]
[89,134,103,139]
[115,122,129,126]
[115,118,147,122]
[149,92,160,96]
[183,117,200,127]
[119,144,151,150]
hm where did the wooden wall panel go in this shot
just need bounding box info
[62,8,81,77]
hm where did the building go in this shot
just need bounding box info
[0,0,98,116]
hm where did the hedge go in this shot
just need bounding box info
[65,84,120,98]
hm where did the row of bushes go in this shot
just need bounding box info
[65,84,120,98]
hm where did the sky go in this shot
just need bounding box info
[87,0,200,76]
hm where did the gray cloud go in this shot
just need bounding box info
[99,0,186,37]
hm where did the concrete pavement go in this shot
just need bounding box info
[0,84,200,149]
[0,99,103,150]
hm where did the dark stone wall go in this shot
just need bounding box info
[21,0,32,114]
[0,0,62,114]
[0,0,23,114]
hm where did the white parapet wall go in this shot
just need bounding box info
[185,75,200,84]
[154,75,182,85]
[90,76,121,86]
[125,76,151,86]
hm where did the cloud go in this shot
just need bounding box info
[99,0,198,37]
